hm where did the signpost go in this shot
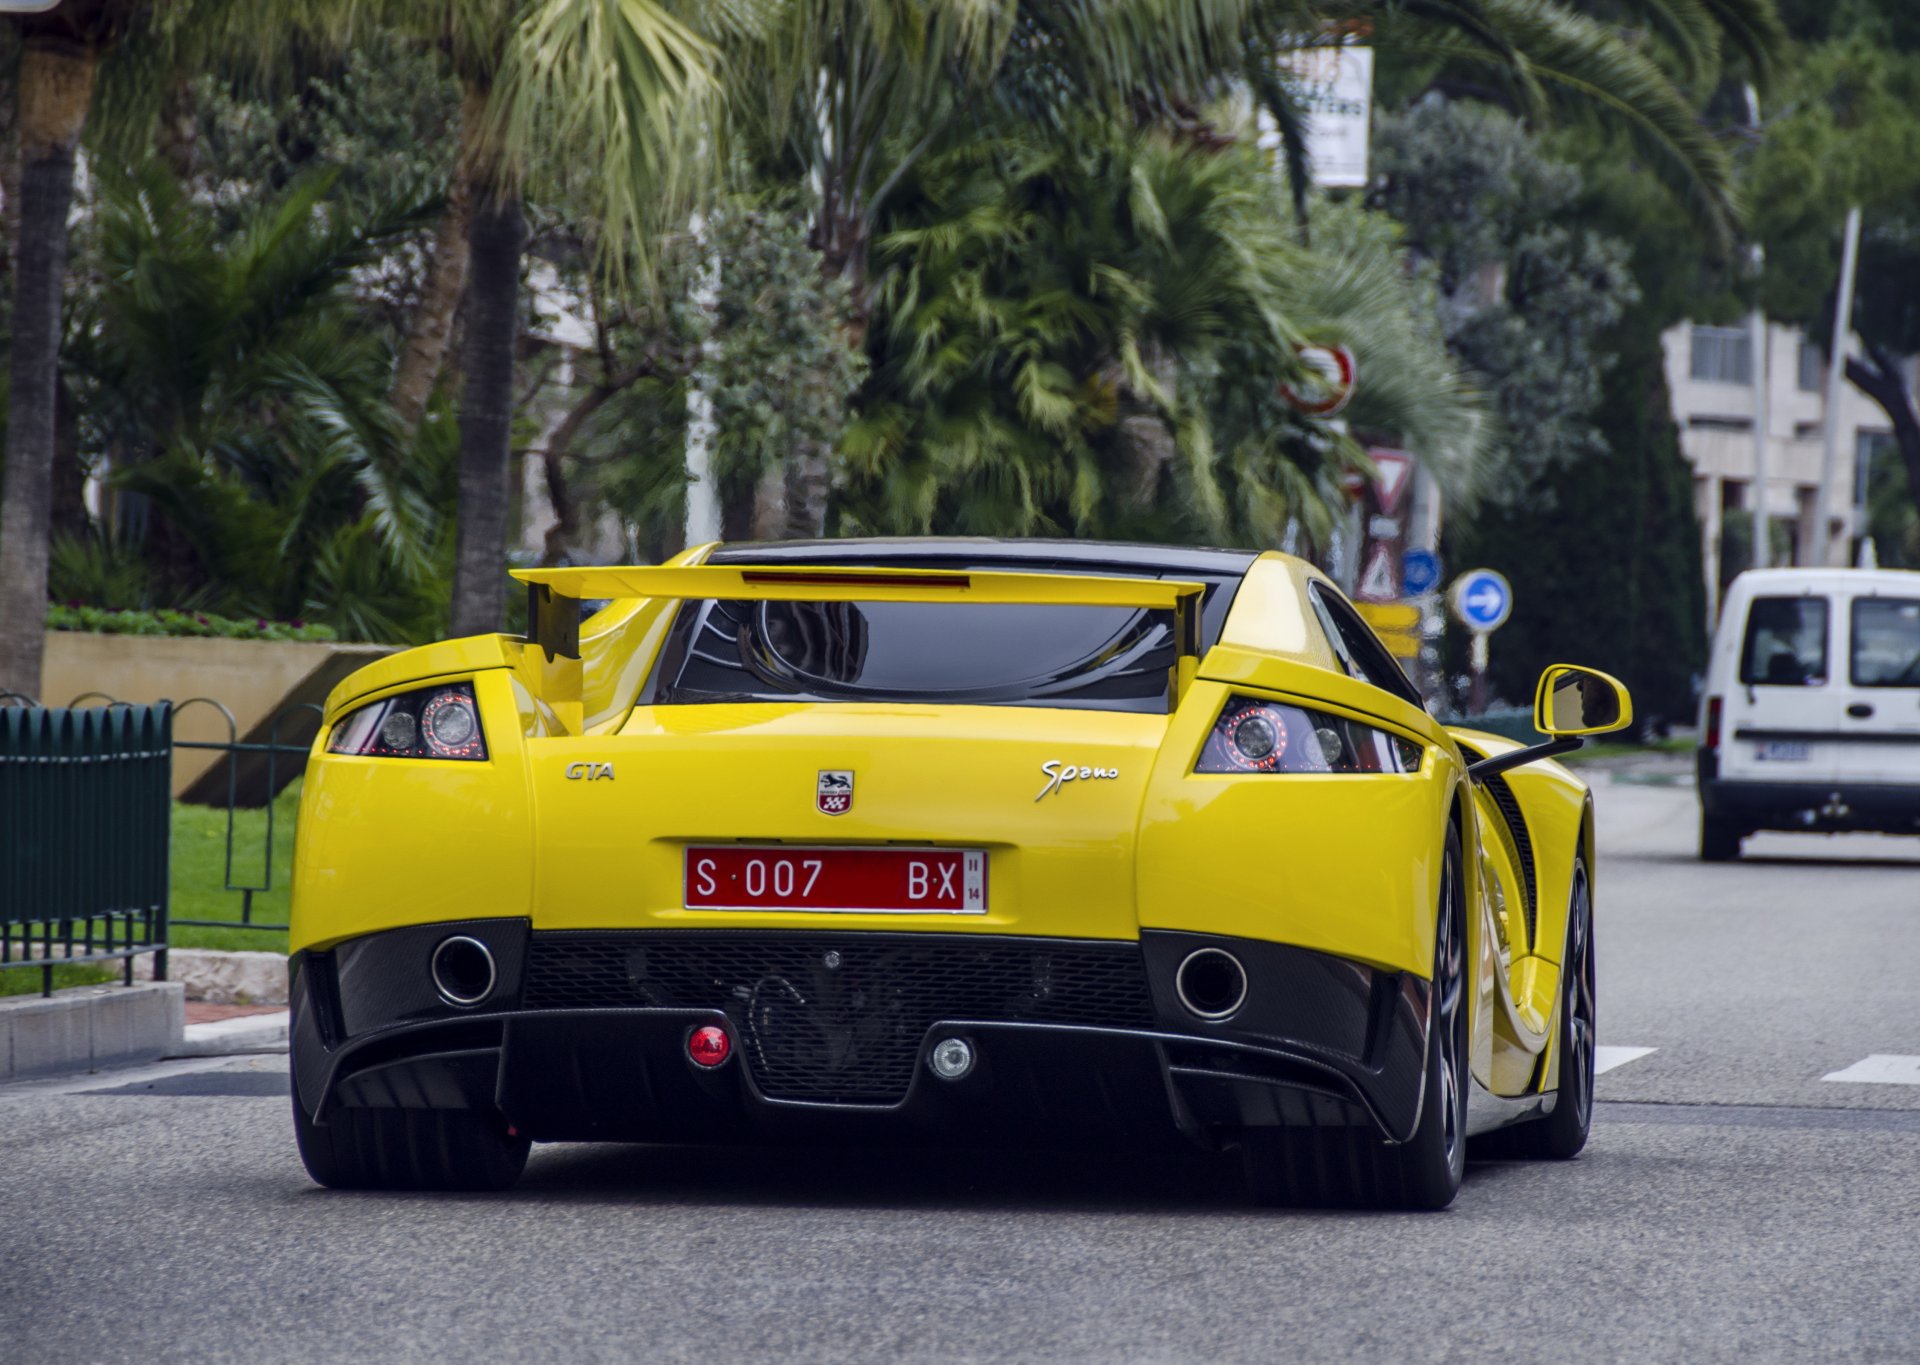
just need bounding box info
[1448,569,1512,714]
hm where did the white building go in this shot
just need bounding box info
[1663,319,1905,622]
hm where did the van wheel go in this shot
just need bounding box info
[1699,814,1741,862]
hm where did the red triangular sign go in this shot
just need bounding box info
[1357,542,1398,603]
[1370,449,1413,514]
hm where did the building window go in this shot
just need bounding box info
[1798,340,1824,392]
[1690,325,1753,384]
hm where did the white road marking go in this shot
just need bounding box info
[1594,1045,1657,1075]
[1822,1054,1920,1085]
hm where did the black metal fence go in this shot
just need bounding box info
[0,703,174,995]
[165,697,319,935]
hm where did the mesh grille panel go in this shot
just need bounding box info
[524,932,1155,1103]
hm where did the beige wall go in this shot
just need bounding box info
[41,633,395,799]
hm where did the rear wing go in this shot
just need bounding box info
[510,564,1206,665]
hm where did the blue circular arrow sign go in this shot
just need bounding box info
[1449,568,1513,633]
[1402,547,1441,597]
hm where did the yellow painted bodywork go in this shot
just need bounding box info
[292,549,1601,1102]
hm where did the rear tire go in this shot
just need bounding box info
[292,1072,528,1192]
[1699,813,1741,862]
[1243,829,1468,1211]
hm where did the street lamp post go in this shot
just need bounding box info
[1813,206,1862,567]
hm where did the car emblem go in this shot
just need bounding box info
[1035,760,1120,801]
[817,769,853,816]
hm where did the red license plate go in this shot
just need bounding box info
[684,846,988,914]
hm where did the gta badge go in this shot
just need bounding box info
[817,770,853,815]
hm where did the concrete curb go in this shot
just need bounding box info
[0,983,186,1080]
[134,949,289,1006]
[172,1010,290,1057]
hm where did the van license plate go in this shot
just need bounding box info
[1755,741,1810,762]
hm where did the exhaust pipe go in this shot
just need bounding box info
[1175,948,1247,1021]
[430,935,497,1007]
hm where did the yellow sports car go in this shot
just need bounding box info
[287,539,1629,1208]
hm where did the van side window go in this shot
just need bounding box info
[1739,597,1828,687]
[1851,598,1920,688]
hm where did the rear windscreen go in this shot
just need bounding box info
[1739,596,1828,687]
[648,598,1181,711]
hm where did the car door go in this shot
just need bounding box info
[1836,588,1920,784]
[1719,591,1840,786]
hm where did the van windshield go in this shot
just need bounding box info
[1851,598,1920,688]
[1739,597,1828,687]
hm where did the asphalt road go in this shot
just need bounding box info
[5,763,1919,1362]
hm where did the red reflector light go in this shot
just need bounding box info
[1705,696,1723,752]
[688,1025,731,1068]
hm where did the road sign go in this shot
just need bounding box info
[1368,448,1413,514]
[1355,542,1398,602]
[1449,569,1513,633]
[1402,547,1440,597]
[1280,344,1357,416]
[1356,603,1420,659]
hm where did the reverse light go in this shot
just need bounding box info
[327,682,488,761]
[1196,697,1421,774]
[688,1024,732,1068]
[929,1037,976,1081]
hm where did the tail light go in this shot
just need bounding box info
[326,682,488,761]
[1196,697,1421,774]
[1704,696,1723,753]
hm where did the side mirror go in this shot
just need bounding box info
[1534,664,1633,738]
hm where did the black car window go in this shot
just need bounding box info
[650,597,1184,712]
[1851,598,1920,688]
[1307,583,1424,708]
[1739,596,1829,687]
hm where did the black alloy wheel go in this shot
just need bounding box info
[1478,857,1596,1160]
[1242,827,1468,1210]
[291,1069,529,1192]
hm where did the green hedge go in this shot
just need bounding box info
[48,604,337,642]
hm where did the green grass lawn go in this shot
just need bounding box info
[0,961,120,997]
[3,781,298,992]
[1558,735,1698,765]
[168,778,300,954]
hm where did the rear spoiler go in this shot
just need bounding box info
[510,564,1206,664]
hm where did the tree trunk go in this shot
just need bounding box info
[448,185,527,637]
[0,37,97,701]
[1845,347,1920,535]
[391,82,487,435]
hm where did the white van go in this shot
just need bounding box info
[1697,567,1920,860]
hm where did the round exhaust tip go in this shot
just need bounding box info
[1175,948,1247,1021]
[430,935,496,1007]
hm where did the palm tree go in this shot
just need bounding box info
[838,111,1488,546]
[74,162,445,638]
[0,0,363,697]
[0,1,136,701]
[342,0,721,636]
[751,0,1784,322]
